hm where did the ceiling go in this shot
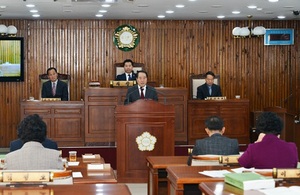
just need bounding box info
[0,0,300,20]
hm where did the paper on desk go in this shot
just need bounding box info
[199,170,231,178]
[72,172,83,178]
[231,167,272,174]
[259,186,300,195]
[68,161,80,166]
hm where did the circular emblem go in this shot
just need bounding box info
[113,24,140,52]
[136,132,157,151]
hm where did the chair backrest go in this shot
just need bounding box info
[39,73,71,100]
[114,62,144,79]
[189,73,220,99]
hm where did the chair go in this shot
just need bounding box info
[114,62,144,79]
[39,73,71,100]
[189,73,220,99]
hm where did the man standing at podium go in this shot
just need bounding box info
[116,59,137,81]
[124,70,158,105]
[197,71,222,100]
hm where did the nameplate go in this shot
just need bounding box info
[110,80,136,87]
[87,163,111,171]
[273,168,300,178]
[0,171,51,183]
[205,96,227,100]
[219,155,240,164]
[41,98,61,101]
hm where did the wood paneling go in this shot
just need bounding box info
[0,19,299,147]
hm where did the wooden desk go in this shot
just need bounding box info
[20,101,85,146]
[188,99,250,145]
[0,184,130,195]
[67,157,117,184]
[146,156,188,195]
[166,165,232,195]
[199,182,265,195]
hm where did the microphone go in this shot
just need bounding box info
[124,87,139,105]
[146,86,167,105]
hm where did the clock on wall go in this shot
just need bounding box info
[113,24,140,52]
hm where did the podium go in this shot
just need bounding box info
[115,99,175,183]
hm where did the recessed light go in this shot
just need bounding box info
[268,0,279,2]
[166,10,174,14]
[96,14,103,17]
[157,15,165,18]
[175,4,185,8]
[232,11,240,14]
[0,6,7,9]
[247,5,257,9]
[30,10,38,13]
[32,14,40,17]
[257,7,263,11]
[217,15,225,19]
[102,4,111,8]
[98,10,107,13]
[26,4,35,8]
[277,15,285,19]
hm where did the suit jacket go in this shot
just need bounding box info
[197,83,222,100]
[187,134,239,165]
[238,134,298,169]
[42,80,68,101]
[124,85,158,105]
[10,138,58,152]
[116,72,136,81]
[4,141,64,170]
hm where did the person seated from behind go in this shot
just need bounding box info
[238,112,298,169]
[42,67,68,101]
[124,70,158,105]
[10,138,58,152]
[197,71,222,100]
[4,114,64,170]
[187,116,239,165]
[115,59,137,81]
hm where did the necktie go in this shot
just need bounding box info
[52,82,56,96]
[127,74,130,81]
[209,86,212,96]
[140,87,144,99]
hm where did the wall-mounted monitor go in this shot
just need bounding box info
[0,37,24,82]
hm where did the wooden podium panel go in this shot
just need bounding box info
[84,87,187,145]
[188,99,250,145]
[115,100,175,183]
[20,101,85,146]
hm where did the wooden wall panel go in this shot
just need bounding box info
[0,19,299,147]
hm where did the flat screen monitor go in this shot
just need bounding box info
[0,37,24,82]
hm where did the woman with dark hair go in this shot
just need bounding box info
[238,112,298,168]
[4,114,64,170]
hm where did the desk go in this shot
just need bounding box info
[167,165,233,195]
[67,157,117,184]
[0,184,130,195]
[147,156,188,195]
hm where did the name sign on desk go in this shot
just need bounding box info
[0,171,51,182]
[87,163,111,171]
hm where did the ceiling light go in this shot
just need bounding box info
[30,10,38,13]
[268,0,279,2]
[232,15,266,38]
[102,4,111,7]
[26,4,35,8]
[157,15,165,18]
[32,14,40,18]
[0,6,7,9]
[166,10,174,14]
[7,25,18,36]
[217,15,225,19]
[98,10,107,13]
[175,4,185,8]
[277,15,286,19]
[247,5,257,9]
[232,11,240,14]
[95,14,103,17]
[0,25,8,35]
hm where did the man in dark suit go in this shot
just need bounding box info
[124,70,158,105]
[197,71,222,100]
[41,67,68,101]
[10,138,58,152]
[187,116,239,165]
[116,59,137,81]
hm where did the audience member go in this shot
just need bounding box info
[187,116,239,165]
[124,70,158,105]
[197,71,222,99]
[238,112,298,169]
[116,59,137,81]
[10,138,58,152]
[4,114,64,170]
[41,67,68,101]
